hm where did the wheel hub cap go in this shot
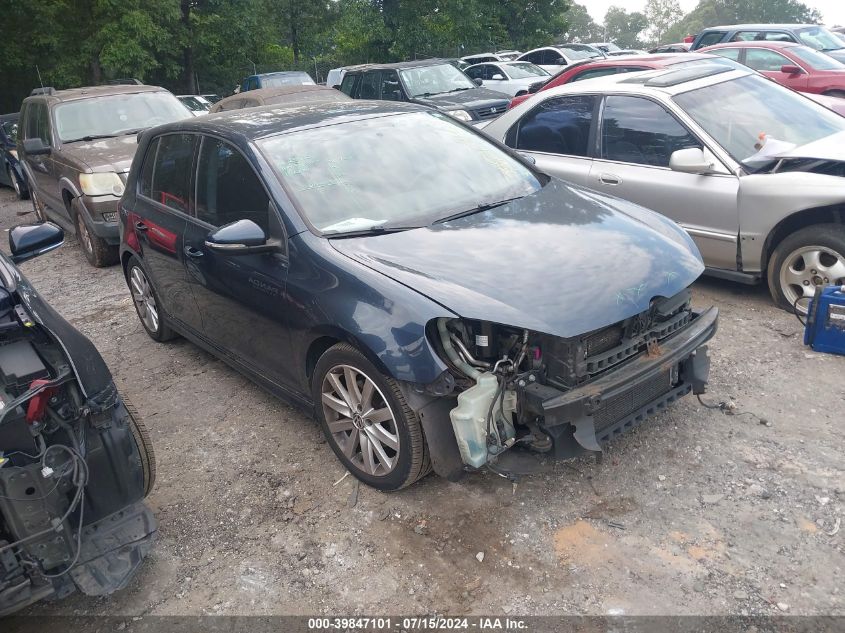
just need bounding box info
[781,245,845,313]
[130,267,160,333]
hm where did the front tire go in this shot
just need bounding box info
[312,343,431,491]
[124,394,156,497]
[767,224,845,313]
[127,256,177,342]
[75,209,118,267]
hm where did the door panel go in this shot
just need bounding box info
[592,95,740,270]
[184,137,296,387]
[131,134,203,330]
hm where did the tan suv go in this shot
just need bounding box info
[18,85,190,266]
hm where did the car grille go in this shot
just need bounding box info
[594,369,671,432]
[474,103,509,119]
[583,325,623,356]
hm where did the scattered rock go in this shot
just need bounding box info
[777,602,789,612]
[733,590,748,601]
[702,494,724,504]
[658,475,666,482]
[476,551,485,563]
[815,495,830,506]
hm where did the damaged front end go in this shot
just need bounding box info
[419,289,717,477]
[0,262,156,616]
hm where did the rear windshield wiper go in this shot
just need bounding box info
[434,197,521,224]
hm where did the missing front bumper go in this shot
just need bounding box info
[523,307,718,458]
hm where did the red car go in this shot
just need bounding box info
[699,41,845,97]
[508,52,733,109]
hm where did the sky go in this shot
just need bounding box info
[584,0,845,28]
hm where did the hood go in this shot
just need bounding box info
[825,49,845,64]
[330,179,704,339]
[413,86,511,110]
[58,134,139,174]
[775,130,845,162]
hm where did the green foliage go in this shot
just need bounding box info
[644,0,684,47]
[560,2,603,43]
[604,6,649,49]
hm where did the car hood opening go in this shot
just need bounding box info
[329,179,704,338]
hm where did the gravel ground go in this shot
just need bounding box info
[1,187,843,618]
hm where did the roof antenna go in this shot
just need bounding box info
[36,65,45,90]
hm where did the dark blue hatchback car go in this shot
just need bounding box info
[119,101,717,490]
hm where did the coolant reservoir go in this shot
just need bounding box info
[450,373,516,468]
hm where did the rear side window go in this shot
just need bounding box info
[710,48,741,61]
[359,72,380,99]
[571,68,619,82]
[138,138,159,199]
[696,31,727,48]
[515,95,597,157]
[147,133,196,212]
[24,102,50,145]
[379,71,403,101]
[600,96,700,167]
[195,138,269,232]
[523,50,544,65]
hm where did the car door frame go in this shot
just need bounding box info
[590,91,743,271]
[743,47,810,91]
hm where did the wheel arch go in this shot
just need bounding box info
[304,328,394,386]
[761,203,845,273]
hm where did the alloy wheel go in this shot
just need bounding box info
[130,266,160,333]
[76,213,94,255]
[9,169,21,198]
[320,364,400,477]
[779,245,845,312]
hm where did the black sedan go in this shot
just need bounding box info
[0,113,28,200]
[119,101,717,491]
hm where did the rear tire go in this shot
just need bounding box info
[75,209,118,267]
[124,394,156,497]
[8,167,27,200]
[126,256,177,342]
[312,342,431,491]
[824,90,845,98]
[767,224,845,313]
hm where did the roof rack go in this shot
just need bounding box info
[620,64,733,88]
[30,87,56,96]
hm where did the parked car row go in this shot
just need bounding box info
[2,20,845,617]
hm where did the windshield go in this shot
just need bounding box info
[55,92,190,142]
[178,96,209,112]
[258,111,542,234]
[796,26,844,51]
[790,45,845,70]
[400,64,476,97]
[505,63,549,78]
[674,74,845,163]
[262,73,315,88]
[561,46,603,60]
[1,121,17,140]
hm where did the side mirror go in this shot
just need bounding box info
[9,222,64,263]
[473,78,483,86]
[780,64,804,74]
[22,138,51,156]
[491,74,506,81]
[669,147,714,175]
[205,219,280,255]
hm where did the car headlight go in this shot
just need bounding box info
[79,172,124,197]
[9,149,17,159]
[446,109,473,122]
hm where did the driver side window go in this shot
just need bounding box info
[600,96,700,167]
[195,137,270,232]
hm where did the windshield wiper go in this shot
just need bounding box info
[324,225,422,239]
[434,197,522,224]
[444,87,474,93]
[63,133,120,143]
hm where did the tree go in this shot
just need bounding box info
[562,2,603,43]
[603,6,648,49]
[644,0,683,47]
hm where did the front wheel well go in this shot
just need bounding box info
[762,204,844,272]
[304,333,394,387]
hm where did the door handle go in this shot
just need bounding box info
[135,221,149,232]
[184,245,204,259]
[598,173,621,185]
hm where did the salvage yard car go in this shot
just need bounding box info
[0,222,156,615]
[339,60,510,123]
[0,114,28,200]
[485,64,845,311]
[17,85,191,267]
[119,101,716,491]
[209,85,351,113]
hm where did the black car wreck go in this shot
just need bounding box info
[0,223,156,615]
[120,101,717,491]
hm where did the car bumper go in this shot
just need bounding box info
[522,307,719,457]
[75,195,120,244]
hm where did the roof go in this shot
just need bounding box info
[251,71,312,78]
[342,58,452,72]
[0,113,19,122]
[700,24,817,31]
[150,100,427,143]
[24,84,167,104]
[211,85,348,112]
[566,52,727,68]
[701,40,801,50]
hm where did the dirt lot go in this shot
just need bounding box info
[1,187,843,618]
